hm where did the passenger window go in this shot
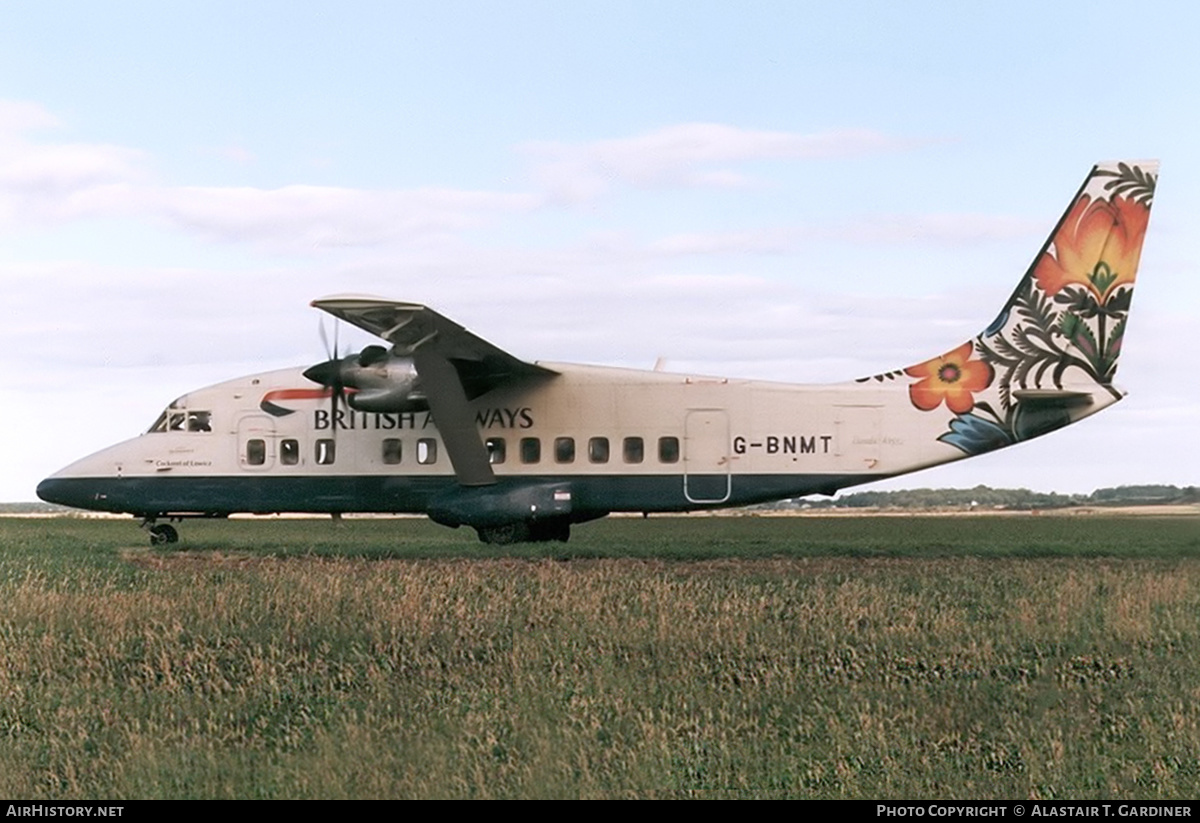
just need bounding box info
[623,437,644,464]
[418,438,437,464]
[658,436,680,464]
[555,437,575,463]
[281,439,299,465]
[486,437,506,464]
[588,437,610,463]
[316,438,336,465]
[246,439,266,466]
[382,438,402,465]
[520,437,541,464]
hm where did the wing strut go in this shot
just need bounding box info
[411,347,496,487]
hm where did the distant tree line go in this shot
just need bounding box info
[780,484,1199,511]
[0,501,75,514]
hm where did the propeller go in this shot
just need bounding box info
[303,317,349,433]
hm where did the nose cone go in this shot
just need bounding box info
[36,450,122,512]
[36,477,57,503]
[36,476,82,508]
[36,437,142,514]
[37,473,121,512]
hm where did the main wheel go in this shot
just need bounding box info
[530,520,571,543]
[476,521,531,545]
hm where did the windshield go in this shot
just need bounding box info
[147,404,211,433]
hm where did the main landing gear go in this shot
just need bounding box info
[476,519,571,545]
[141,519,179,546]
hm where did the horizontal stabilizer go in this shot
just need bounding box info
[1011,389,1095,408]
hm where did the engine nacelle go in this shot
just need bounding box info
[344,352,428,412]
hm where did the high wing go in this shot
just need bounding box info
[310,295,557,488]
[311,295,557,399]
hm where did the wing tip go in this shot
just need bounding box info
[311,294,427,311]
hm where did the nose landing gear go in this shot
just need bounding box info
[141,519,180,546]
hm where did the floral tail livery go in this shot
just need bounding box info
[859,160,1157,458]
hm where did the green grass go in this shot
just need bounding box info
[2,514,1199,798]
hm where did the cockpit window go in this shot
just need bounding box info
[187,411,212,432]
[147,407,212,433]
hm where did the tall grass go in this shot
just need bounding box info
[1,515,1199,798]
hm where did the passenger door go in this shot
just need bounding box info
[237,415,276,470]
[684,409,730,504]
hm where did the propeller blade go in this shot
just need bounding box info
[318,317,333,361]
[311,318,348,438]
[330,370,342,434]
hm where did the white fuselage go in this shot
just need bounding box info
[38,361,1115,519]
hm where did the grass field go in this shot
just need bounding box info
[2,513,1199,798]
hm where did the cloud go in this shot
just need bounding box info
[2,102,950,255]
[522,123,922,202]
[822,213,1044,245]
[148,185,543,249]
[650,228,796,256]
[0,100,147,223]
[0,100,60,136]
[213,145,256,165]
[648,213,1042,257]
[0,98,543,249]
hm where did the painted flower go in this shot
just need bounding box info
[905,341,994,413]
[1034,194,1150,300]
[938,412,1013,456]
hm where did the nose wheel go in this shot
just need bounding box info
[145,522,179,546]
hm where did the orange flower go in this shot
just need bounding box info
[906,341,993,414]
[1034,194,1149,299]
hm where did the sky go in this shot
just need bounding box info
[2,0,1197,501]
